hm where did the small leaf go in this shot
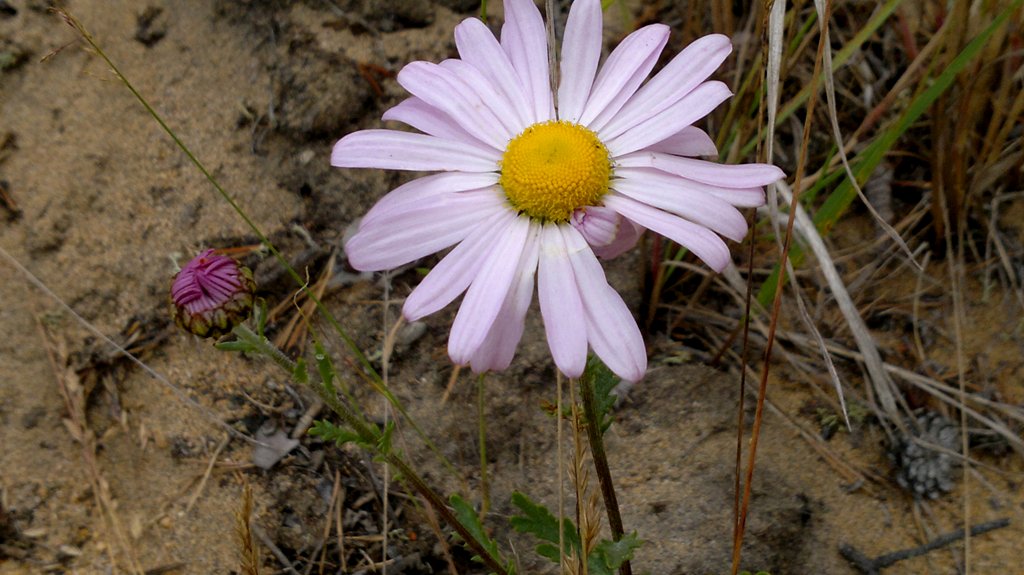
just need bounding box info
[308,420,361,446]
[293,357,309,386]
[377,421,395,453]
[589,531,641,574]
[449,494,504,565]
[313,340,335,394]
[583,356,620,433]
[509,492,580,562]
[215,340,255,353]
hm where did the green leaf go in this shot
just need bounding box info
[313,340,335,394]
[292,357,309,386]
[582,356,619,433]
[377,421,395,453]
[589,532,642,575]
[308,420,361,446]
[214,339,255,353]
[449,494,504,566]
[509,492,580,562]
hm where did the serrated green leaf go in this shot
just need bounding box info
[509,492,580,562]
[449,494,504,565]
[308,420,361,446]
[589,531,641,575]
[583,356,620,433]
[377,420,395,453]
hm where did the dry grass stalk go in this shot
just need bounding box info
[566,397,601,575]
[235,482,261,575]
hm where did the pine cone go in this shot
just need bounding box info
[889,411,960,499]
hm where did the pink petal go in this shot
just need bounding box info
[455,18,533,129]
[469,222,541,373]
[537,224,588,378]
[332,129,499,172]
[604,193,732,272]
[362,172,499,226]
[403,210,516,321]
[600,35,733,137]
[449,215,532,364]
[612,168,749,242]
[645,126,719,157]
[579,24,670,130]
[501,0,553,122]
[617,152,784,189]
[604,81,732,155]
[346,189,506,271]
[570,206,643,259]
[397,62,512,150]
[557,0,602,123]
[382,97,486,147]
[562,228,647,382]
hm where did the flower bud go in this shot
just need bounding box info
[170,249,255,338]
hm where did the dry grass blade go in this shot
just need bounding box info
[236,483,261,575]
[773,181,906,426]
[812,0,921,272]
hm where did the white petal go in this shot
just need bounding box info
[362,172,499,226]
[455,18,533,130]
[397,61,512,150]
[645,126,719,157]
[579,24,669,130]
[403,210,516,321]
[501,0,553,122]
[612,168,748,241]
[557,0,602,123]
[382,97,487,147]
[537,223,588,378]
[604,193,732,272]
[562,227,647,382]
[469,222,541,373]
[332,129,499,172]
[616,151,784,189]
[604,81,732,155]
[601,34,733,137]
[449,215,532,364]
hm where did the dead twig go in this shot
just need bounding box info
[839,518,1010,575]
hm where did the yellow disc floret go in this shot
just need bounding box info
[499,121,611,222]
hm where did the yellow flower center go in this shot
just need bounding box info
[499,121,611,222]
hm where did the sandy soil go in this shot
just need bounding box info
[1,1,1022,574]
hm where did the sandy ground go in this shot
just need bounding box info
[1,1,1022,574]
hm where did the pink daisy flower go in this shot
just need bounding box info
[332,0,783,382]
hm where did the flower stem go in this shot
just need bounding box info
[579,376,632,575]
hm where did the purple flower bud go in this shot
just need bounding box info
[170,249,255,338]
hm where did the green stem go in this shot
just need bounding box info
[231,326,509,574]
[579,377,632,575]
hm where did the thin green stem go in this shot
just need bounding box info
[579,376,632,575]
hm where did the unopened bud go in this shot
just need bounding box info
[170,249,255,338]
